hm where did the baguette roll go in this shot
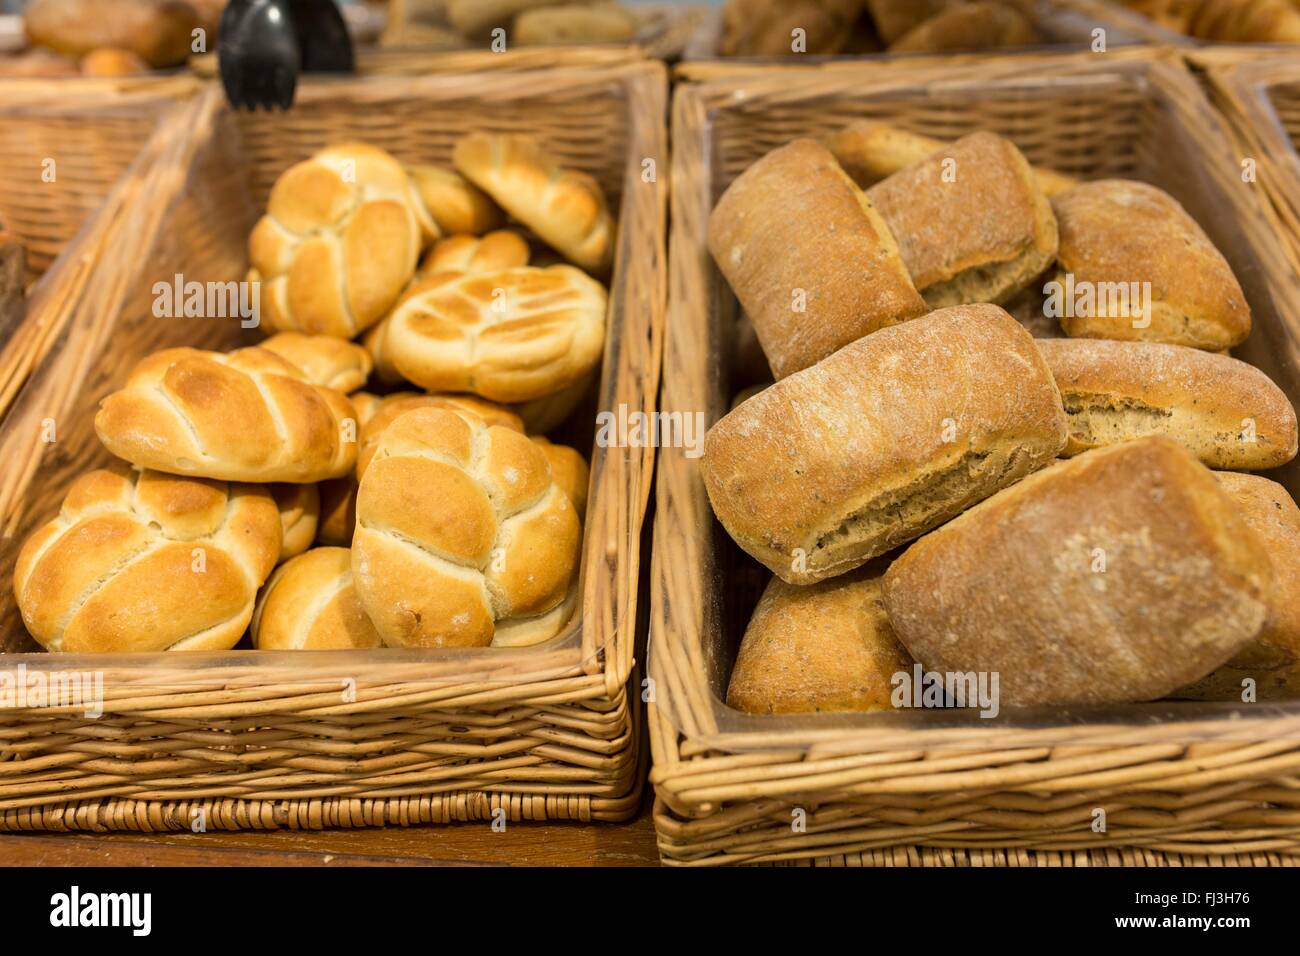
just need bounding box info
[702,304,1068,585]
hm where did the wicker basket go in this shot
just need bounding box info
[649,54,1300,866]
[0,62,666,832]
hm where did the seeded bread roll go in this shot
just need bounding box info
[702,304,1067,585]
[727,562,913,715]
[1038,338,1298,469]
[1051,180,1250,350]
[708,138,927,380]
[883,437,1273,707]
[866,131,1059,309]
[252,548,383,651]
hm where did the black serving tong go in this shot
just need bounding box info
[218,0,354,110]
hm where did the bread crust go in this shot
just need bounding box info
[707,138,927,380]
[417,229,530,277]
[252,547,383,650]
[1038,337,1298,468]
[270,483,320,563]
[883,437,1272,707]
[702,304,1067,584]
[258,332,373,394]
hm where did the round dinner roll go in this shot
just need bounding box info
[352,407,582,648]
[357,392,525,477]
[248,143,421,338]
[94,345,359,483]
[271,483,320,562]
[383,265,607,403]
[14,465,281,653]
[252,548,383,650]
[258,332,374,393]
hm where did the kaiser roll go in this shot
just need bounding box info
[252,547,383,650]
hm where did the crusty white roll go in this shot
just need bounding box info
[258,332,374,393]
[352,407,581,648]
[271,483,320,562]
[94,346,359,483]
[252,547,383,650]
[405,163,504,243]
[417,229,531,277]
[356,392,524,478]
[14,465,281,652]
[531,435,589,521]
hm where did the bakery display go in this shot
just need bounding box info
[14,465,280,653]
[882,438,1272,707]
[707,138,926,379]
[702,304,1067,585]
[252,547,383,650]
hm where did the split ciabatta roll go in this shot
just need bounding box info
[252,547,383,650]
[453,132,615,275]
[701,304,1067,585]
[1051,179,1251,350]
[707,138,927,380]
[1038,338,1299,469]
[866,131,1059,309]
[1176,472,1300,700]
[14,465,281,652]
[727,562,913,716]
[883,437,1273,707]
[258,332,373,393]
[94,346,359,483]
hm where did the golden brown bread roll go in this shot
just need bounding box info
[381,265,607,403]
[94,346,359,483]
[446,0,579,38]
[1189,0,1300,41]
[79,47,149,76]
[702,305,1068,585]
[258,332,373,393]
[351,407,581,648]
[252,547,383,650]
[1038,338,1299,469]
[417,229,531,277]
[888,1,1036,52]
[315,476,358,547]
[270,483,320,563]
[1051,180,1251,350]
[356,392,524,477]
[531,435,589,520]
[866,131,1059,309]
[864,0,954,43]
[883,437,1273,707]
[719,0,863,55]
[514,3,637,44]
[509,370,594,434]
[248,144,421,338]
[453,133,615,275]
[727,563,913,715]
[24,0,198,67]
[404,163,504,243]
[1177,473,1300,700]
[707,138,927,380]
[14,465,281,652]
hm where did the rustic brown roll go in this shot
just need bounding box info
[252,547,383,650]
[883,437,1273,707]
[14,465,281,652]
[1038,338,1298,469]
[1051,180,1250,350]
[702,304,1067,585]
[271,483,320,562]
[866,131,1059,309]
[1175,473,1300,700]
[727,563,913,715]
[258,332,373,393]
[95,346,359,483]
[707,138,927,380]
[888,1,1036,52]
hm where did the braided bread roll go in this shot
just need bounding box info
[453,133,615,275]
[248,143,421,337]
[352,407,582,648]
[417,229,531,277]
[95,346,359,483]
[14,465,281,652]
[258,332,373,393]
[271,483,320,562]
[382,265,607,402]
[252,547,383,650]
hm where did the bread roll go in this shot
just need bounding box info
[727,563,913,715]
[95,346,359,483]
[719,0,862,55]
[382,265,607,402]
[453,133,615,275]
[271,483,320,562]
[316,476,358,547]
[24,0,197,67]
[1176,473,1300,700]
[1051,180,1250,350]
[405,164,504,243]
[1038,338,1298,469]
[79,47,149,76]
[14,465,281,652]
[446,0,578,38]
[252,548,383,650]
[248,144,421,338]
[707,138,927,380]
[864,0,954,43]
[514,4,637,44]
[702,304,1067,585]
[531,435,589,520]
[258,332,373,393]
[357,392,524,477]
[1189,0,1300,41]
[883,437,1272,707]
[351,408,581,648]
[866,132,1058,309]
[889,1,1036,52]
[417,229,530,277]
[510,369,594,434]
